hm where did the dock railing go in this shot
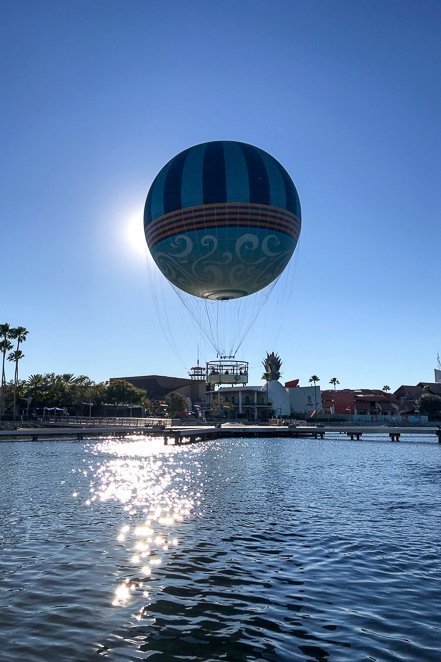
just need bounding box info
[12,416,173,428]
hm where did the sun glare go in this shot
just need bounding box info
[123,210,150,262]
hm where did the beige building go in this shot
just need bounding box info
[210,385,270,420]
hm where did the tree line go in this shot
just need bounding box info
[1,322,190,420]
[0,323,28,419]
[1,373,188,420]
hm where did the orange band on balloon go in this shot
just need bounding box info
[145,203,300,247]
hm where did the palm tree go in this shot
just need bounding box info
[309,375,320,411]
[329,377,340,389]
[7,327,28,419]
[382,385,390,393]
[9,327,28,387]
[8,349,25,419]
[26,374,48,405]
[0,323,12,417]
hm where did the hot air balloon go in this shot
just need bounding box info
[144,141,301,301]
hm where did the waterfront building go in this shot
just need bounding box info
[212,379,320,420]
[110,374,207,414]
[392,385,424,415]
[321,388,399,419]
[108,373,439,423]
[321,389,354,415]
[213,385,270,421]
[285,382,323,416]
[393,382,441,414]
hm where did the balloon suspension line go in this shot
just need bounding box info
[172,286,224,357]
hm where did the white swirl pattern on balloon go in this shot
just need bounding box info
[154,230,294,298]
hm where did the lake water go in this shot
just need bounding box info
[0,434,440,661]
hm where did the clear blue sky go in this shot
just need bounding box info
[1,0,440,391]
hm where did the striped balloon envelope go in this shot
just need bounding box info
[144,141,301,300]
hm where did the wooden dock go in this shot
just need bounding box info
[165,425,327,445]
[0,424,440,444]
[168,425,441,444]
[321,425,441,442]
[0,425,168,442]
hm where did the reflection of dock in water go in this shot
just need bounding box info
[1,424,440,443]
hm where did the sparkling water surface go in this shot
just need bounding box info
[0,435,440,661]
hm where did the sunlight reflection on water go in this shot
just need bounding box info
[84,437,202,610]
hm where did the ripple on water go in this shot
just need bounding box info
[0,436,440,660]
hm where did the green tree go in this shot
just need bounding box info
[9,326,28,359]
[417,393,441,419]
[383,385,391,393]
[0,323,13,417]
[165,392,187,418]
[21,373,109,416]
[145,399,164,417]
[66,375,95,414]
[6,326,28,419]
[81,377,107,416]
[106,380,147,414]
[25,374,48,408]
[309,375,320,410]
[329,377,340,389]
[87,381,108,414]
[7,350,25,419]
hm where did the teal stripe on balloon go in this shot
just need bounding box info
[181,142,206,208]
[224,141,250,203]
[259,149,286,210]
[149,159,173,221]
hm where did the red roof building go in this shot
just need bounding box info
[321,389,399,416]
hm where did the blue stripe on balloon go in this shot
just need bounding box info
[163,148,188,215]
[258,148,286,210]
[224,141,250,203]
[203,141,226,204]
[148,159,173,221]
[240,143,270,206]
[276,161,301,218]
[181,142,206,208]
[146,140,300,223]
